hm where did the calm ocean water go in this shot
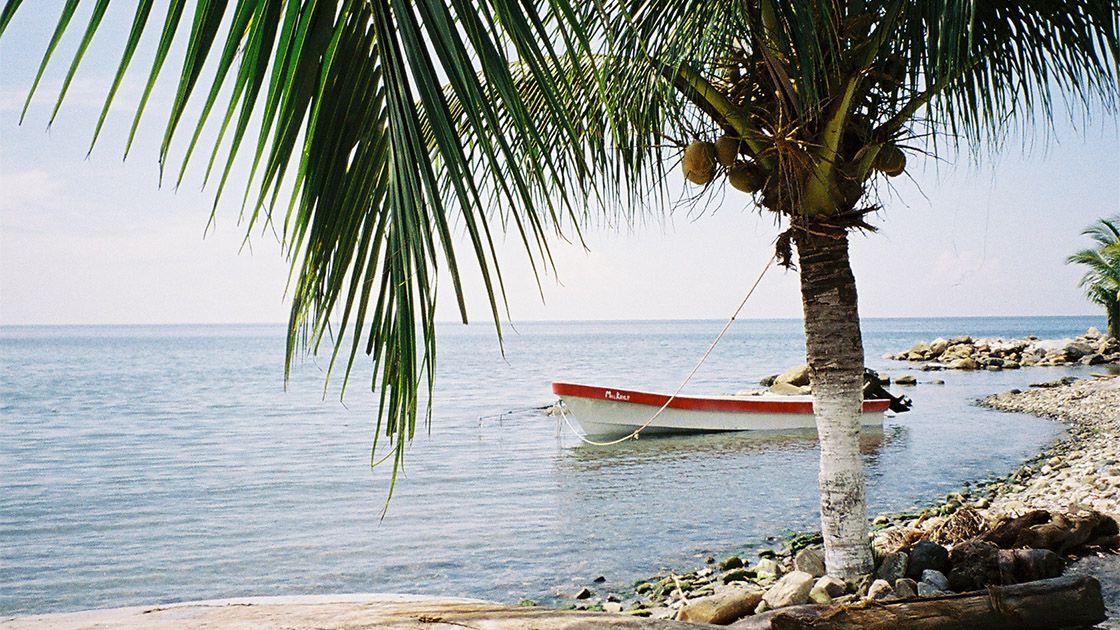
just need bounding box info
[0,316,1106,615]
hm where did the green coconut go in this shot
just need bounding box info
[727,162,764,193]
[714,136,741,168]
[683,141,717,185]
[874,145,906,177]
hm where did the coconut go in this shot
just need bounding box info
[683,141,717,185]
[727,162,764,193]
[714,136,740,167]
[875,145,906,177]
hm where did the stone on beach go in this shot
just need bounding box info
[905,540,949,580]
[792,547,825,578]
[875,551,908,584]
[761,571,815,608]
[676,584,763,624]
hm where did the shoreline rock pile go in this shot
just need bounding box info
[560,376,1120,626]
[883,328,1119,371]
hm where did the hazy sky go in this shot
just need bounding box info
[1,3,1118,326]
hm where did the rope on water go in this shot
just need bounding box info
[557,255,777,446]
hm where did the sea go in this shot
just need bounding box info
[0,316,1107,615]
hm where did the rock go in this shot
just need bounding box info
[761,571,815,609]
[814,575,847,598]
[875,551,908,584]
[603,602,623,613]
[774,364,811,387]
[930,379,945,385]
[893,578,918,599]
[754,600,769,614]
[760,374,778,387]
[949,335,973,345]
[676,585,764,624]
[894,374,918,385]
[574,587,593,600]
[722,568,751,584]
[720,555,744,570]
[866,579,894,600]
[807,586,832,605]
[793,547,826,578]
[1087,326,1102,338]
[754,558,782,579]
[1003,360,1020,369]
[920,569,949,591]
[917,581,946,597]
[929,338,949,355]
[1064,342,1094,360]
[949,357,981,370]
[593,575,606,583]
[906,540,949,580]
[636,582,654,594]
[947,540,1001,591]
[768,381,810,396]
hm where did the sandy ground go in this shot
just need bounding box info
[0,594,713,629]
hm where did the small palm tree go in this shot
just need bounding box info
[5,1,1117,578]
[1068,217,1120,339]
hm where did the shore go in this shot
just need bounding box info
[6,376,1118,629]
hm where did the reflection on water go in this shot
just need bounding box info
[562,426,892,472]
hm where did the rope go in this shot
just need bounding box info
[558,254,777,446]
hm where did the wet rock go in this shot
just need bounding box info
[906,540,949,580]
[719,555,744,570]
[761,571,815,609]
[574,587,593,600]
[893,577,918,599]
[793,547,825,578]
[866,579,894,600]
[894,374,918,385]
[875,551,908,584]
[593,575,606,583]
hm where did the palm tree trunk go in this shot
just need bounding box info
[795,227,874,579]
[1109,300,1119,340]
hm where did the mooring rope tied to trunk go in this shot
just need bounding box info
[557,254,777,446]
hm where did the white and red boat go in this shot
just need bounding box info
[552,382,891,437]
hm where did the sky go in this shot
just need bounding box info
[1,3,1118,327]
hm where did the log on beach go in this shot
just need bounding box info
[731,575,1105,629]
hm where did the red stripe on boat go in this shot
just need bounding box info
[552,382,891,414]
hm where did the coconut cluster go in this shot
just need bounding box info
[682,135,764,194]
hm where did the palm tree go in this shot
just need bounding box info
[1068,217,1120,339]
[4,1,1117,578]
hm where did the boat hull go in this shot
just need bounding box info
[553,382,888,437]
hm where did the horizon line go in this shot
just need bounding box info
[0,313,1106,328]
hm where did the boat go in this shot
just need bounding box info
[552,382,892,437]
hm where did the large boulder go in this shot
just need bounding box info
[948,357,980,370]
[761,571,815,609]
[768,381,810,396]
[928,338,950,356]
[677,584,764,624]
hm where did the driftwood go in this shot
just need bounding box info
[729,575,1104,630]
[982,509,1119,554]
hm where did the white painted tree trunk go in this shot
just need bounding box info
[796,228,874,579]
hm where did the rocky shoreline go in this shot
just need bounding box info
[883,328,1120,371]
[560,375,1120,627]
